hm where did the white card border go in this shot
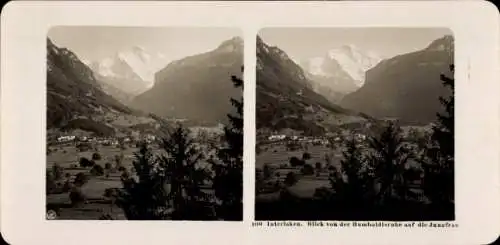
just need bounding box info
[1,1,499,245]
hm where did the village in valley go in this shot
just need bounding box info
[46,123,225,220]
[255,123,432,200]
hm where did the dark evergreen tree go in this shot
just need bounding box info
[159,125,212,220]
[421,64,455,205]
[367,121,410,204]
[212,67,243,220]
[116,144,170,220]
[332,135,372,207]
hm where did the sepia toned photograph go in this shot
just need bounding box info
[45,27,243,220]
[255,28,455,221]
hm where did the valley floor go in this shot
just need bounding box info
[46,143,216,220]
[255,138,454,221]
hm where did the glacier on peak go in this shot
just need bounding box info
[302,44,383,86]
[92,46,169,85]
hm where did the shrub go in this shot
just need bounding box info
[302,152,311,161]
[104,162,113,177]
[76,143,91,152]
[103,188,118,199]
[120,169,130,181]
[62,180,73,192]
[90,164,105,176]
[69,187,86,207]
[284,171,298,187]
[79,157,93,168]
[315,162,322,171]
[51,163,64,181]
[73,172,89,187]
[286,142,300,151]
[263,163,273,180]
[46,170,57,194]
[114,154,124,169]
[92,152,102,161]
[289,156,303,167]
[301,164,314,176]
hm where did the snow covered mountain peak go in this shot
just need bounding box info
[91,46,169,86]
[301,44,383,86]
[88,46,170,97]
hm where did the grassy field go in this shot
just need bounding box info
[256,143,344,201]
[46,144,162,220]
[46,141,220,220]
[256,143,344,169]
[256,138,426,204]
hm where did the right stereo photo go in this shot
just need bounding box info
[255,27,455,221]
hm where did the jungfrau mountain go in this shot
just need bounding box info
[340,35,454,125]
[89,46,169,103]
[300,45,383,103]
[131,36,244,126]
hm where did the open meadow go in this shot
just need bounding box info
[256,142,344,200]
[46,141,216,220]
[46,143,144,219]
[254,128,439,221]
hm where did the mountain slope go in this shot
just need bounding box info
[340,35,454,125]
[47,38,158,136]
[131,37,244,125]
[256,37,371,135]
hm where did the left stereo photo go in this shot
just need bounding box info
[45,26,244,221]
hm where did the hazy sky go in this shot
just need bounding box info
[48,26,241,63]
[259,27,452,60]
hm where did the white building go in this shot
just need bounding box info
[57,135,75,142]
[268,135,286,141]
